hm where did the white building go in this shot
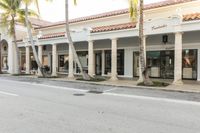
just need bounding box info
[1,0,200,83]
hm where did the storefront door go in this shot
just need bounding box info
[160,51,174,79]
[95,52,102,75]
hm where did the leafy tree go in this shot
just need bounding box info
[0,0,37,74]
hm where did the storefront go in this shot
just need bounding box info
[105,49,124,75]
[58,54,69,72]
[133,49,198,80]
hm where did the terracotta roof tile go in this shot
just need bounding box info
[183,13,200,21]
[35,0,195,29]
[91,22,136,33]
[39,32,65,39]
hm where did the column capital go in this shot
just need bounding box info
[175,32,184,35]
[143,35,148,38]
[51,43,58,46]
[88,40,94,43]
[111,38,118,41]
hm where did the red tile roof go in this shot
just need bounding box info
[38,32,65,39]
[183,13,200,21]
[17,11,200,42]
[35,0,195,29]
[91,22,136,33]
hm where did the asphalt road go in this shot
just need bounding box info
[0,77,200,133]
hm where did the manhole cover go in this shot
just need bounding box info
[73,93,85,96]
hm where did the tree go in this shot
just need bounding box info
[0,0,37,74]
[129,0,153,85]
[65,0,90,80]
[22,0,51,77]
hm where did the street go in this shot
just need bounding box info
[0,77,200,133]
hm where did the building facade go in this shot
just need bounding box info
[1,0,200,83]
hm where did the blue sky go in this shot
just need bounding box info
[38,0,163,22]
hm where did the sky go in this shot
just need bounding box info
[37,0,163,22]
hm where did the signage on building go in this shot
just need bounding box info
[152,24,167,30]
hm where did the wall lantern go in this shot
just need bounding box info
[162,35,168,44]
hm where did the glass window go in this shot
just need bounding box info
[59,55,69,72]
[2,56,8,70]
[104,50,124,75]
[182,49,197,79]
[105,50,111,74]
[147,51,161,77]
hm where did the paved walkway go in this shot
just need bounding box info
[1,74,200,93]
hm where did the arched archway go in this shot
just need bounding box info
[0,39,9,73]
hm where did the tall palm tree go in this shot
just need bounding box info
[22,0,51,77]
[0,0,37,74]
[129,0,153,85]
[65,0,90,80]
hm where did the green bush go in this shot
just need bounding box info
[137,81,169,87]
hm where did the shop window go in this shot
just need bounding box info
[182,49,197,79]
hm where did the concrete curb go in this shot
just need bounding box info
[0,74,200,94]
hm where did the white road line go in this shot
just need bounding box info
[0,78,88,92]
[104,92,200,106]
[103,87,118,92]
[31,83,88,92]
[0,91,19,97]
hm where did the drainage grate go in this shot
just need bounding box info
[87,89,103,94]
[73,93,85,96]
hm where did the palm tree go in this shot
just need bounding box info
[65,0,90,80]
[0,0,37,74]
[22,0,43,76]
[129,0,153,85]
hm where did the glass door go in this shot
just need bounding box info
[133,52,139,77]
[95,52,102,75]
[160,51,174,79]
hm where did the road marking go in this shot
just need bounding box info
[103,87,118,92]
[104,92,200,106]
[1,78,200,106]
[0,78,88,92]
[0,91,19,97]
[31,83,88,92]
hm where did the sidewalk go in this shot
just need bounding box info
[1,74,200,93]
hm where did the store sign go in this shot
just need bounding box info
[152,24,167,30]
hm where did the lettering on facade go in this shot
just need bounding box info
[152,24,167,30]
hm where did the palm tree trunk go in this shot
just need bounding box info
[12,15,20,74]
[65,0,90,80]
[25,4,44,77]
[139,0,153,85]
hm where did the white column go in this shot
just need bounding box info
[52,44,57,76]
[110,38,118,81]
[197,49,200,81]
[8,41,14,74]
[25,46,30,74]
[101,50,105,76]
[88,40,95,77]
[68,44,74,78]
[173,32,183,85]
[38,45,43,76]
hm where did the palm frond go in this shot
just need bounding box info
[129,0,138,22]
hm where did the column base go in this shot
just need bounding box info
[51,73,57,77]
[88,73,95,78]
[26,71,30,74]
[109,76,118,81]
[137,76,144,84]
[68,74,75,80]
[173,79,183,85]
